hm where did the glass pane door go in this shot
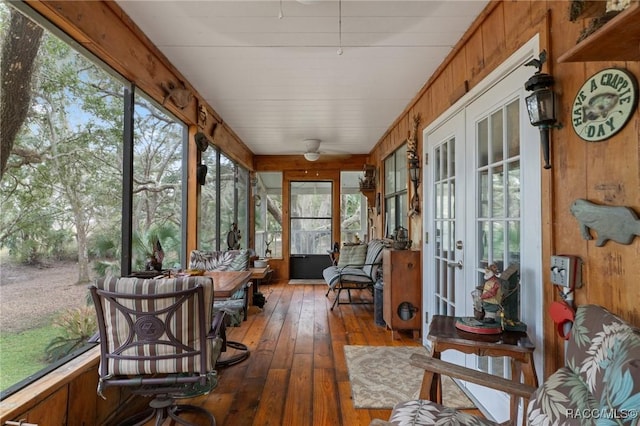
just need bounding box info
[289,181,332,279]
[462,56,540,423]
[425,111,466,367]
[433,136,458,317]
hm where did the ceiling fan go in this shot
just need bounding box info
[302,138,350,162]
[303,138,322,161]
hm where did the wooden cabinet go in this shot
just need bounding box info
[382,249,421,339]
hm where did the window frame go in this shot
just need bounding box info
[383,144,409,238]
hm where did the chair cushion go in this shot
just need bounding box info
[528,304,640,425]
[337,244,368,268]
[362,239,385,278]
[388,400,496,425]
[189,249,249,271]
[323,266,373,290]
[214,299,245,327]
[94,276,216,375]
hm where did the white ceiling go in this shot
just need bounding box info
[117,0,488,157]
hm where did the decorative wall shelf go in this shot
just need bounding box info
[558,2,640,63]
[360,188,376,207]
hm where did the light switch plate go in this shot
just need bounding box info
[550,255,582,288]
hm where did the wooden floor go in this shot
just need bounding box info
[190,280,422,426]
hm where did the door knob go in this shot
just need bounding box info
[447,260,463,269]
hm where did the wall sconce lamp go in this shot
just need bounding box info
[408,153,420,214]
[524,50,561,169]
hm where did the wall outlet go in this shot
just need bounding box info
[550,255,582,289]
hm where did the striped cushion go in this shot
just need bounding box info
[322,240,386,290]
[323,267,374,290]
[94,276,215,375]
[362,239,385,278]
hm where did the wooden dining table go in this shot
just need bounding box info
[203,270,251,298]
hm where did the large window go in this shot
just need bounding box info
[340,171,367,243]
[198,149,250,251]
[254,172,283,258]
[384,144,408,237]
[0,1,248,398]
[199,147,219,251]
[0,2,125,396]
[131,93,186,271]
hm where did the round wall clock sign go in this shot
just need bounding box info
[571,68,638,142]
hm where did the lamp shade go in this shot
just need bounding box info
[526,88,556,126]
[408,158,420,183]
[304,152,320,162]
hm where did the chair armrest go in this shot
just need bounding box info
[337,261,381,271]
[409,353,536,400]
[209,310,226,338]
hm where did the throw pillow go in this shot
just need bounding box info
[337,244,368,268]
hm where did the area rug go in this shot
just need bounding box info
[344,345,475,409]
[288,279,326,285]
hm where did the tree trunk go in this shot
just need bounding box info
[1,10,43,179]
[74,208,91,284]
[267,195,283,226]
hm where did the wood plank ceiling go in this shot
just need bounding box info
[117,0,488,158]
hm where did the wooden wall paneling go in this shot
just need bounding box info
[480,3,507,71]
[436,64,453,110]
[449,53,470,106]
[412,89,430,127]
[213,126,254,170]
[464,29,486,83]
[333,171,342,250]
[583,63,640,311]
[93,385,126,425]
[67,369,99,426]
[253,155,368,172]
[187,126,199,256]
[19,386,68,425]
[430,71,452,118]
[0,349,101,424]
[528,8,567,379]
[503,1,534,52]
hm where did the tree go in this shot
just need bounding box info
[1,8,43,179]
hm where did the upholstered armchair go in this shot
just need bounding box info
[90,276,225,426]
[322,239,385,310]
[189,249,250,326]
[371,304,640,425]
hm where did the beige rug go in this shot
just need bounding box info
[344,345,475,409]
[288,279,326,285]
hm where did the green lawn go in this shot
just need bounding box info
[0,325,64,391]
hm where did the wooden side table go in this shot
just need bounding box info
[427,315,538,423]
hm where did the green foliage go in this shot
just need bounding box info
[44,306,96,362]
[0,324,62,391]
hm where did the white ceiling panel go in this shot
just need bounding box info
[117,0,488,158]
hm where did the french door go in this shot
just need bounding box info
[423,40,542,422]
